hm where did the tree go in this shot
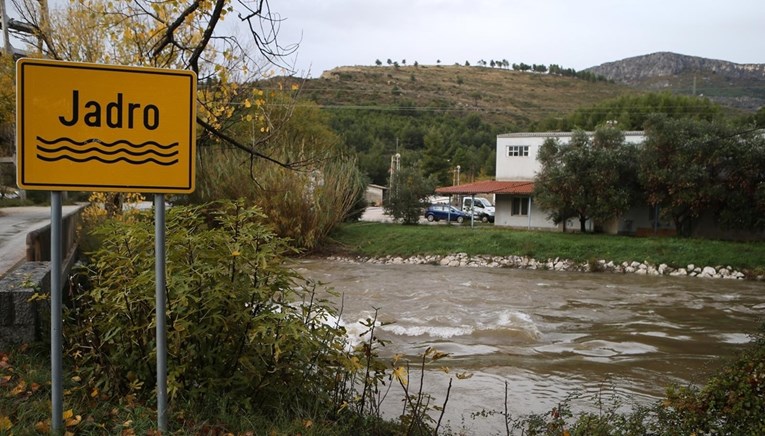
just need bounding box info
[715,128,765,231]
[384,165,434,224]
[563,93,722,131]
[375,59,382,66]
[420,128,451,186]
[640,115,765,235]
[754,106,765,128]
[11,0,298,168]
[639,115,725,236]
[534,127,638,232]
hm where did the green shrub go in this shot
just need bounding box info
[65,200,354,417]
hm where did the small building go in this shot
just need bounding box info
[365,184,387,207]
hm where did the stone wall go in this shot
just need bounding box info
[0,206,82,348]
[326,253,755,280]
[0,262,50,347]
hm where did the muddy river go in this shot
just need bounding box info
[294,259,765,434]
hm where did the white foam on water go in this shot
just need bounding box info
[715,333,752,344]
[480,309,542,339]
[382,324,475,338]
[713,294,739,301]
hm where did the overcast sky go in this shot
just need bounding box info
[268,0,765,77]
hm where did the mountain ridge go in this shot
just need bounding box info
[584,52,765,111]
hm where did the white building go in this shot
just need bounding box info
[437,131,676,234]
[494,131,657,233]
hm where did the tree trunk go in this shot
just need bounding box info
[579,216,587,233]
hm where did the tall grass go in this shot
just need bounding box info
[329,222,765,270]
[191,100,365,251]
[194,147,363,250]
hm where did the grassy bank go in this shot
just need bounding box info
[328,222,765,272]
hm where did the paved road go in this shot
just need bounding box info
[0,205,81,278]
[360,206,397,223]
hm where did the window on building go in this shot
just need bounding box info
[506,145,529,157]
[511,197,530,216]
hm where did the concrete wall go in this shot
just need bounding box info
[495,195,560,229]
[495,131,646,182]
[0,206,82,348]
[26,206,82,262]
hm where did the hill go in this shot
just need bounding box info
[584,52,765,111]
[268,55,761,186]
[294,64,635,126]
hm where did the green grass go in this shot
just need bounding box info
[329,222,765,271]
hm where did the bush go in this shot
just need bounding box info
[66,200,354,417]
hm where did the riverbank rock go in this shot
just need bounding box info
[323,254,755,281]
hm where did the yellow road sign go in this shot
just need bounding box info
[17,59,197,193]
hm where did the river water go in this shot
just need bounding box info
[295,258,765,434]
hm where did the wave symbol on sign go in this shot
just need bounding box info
[36,136,179,166]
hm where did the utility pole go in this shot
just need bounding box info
[692,75,697,96]
[0,0,11,54]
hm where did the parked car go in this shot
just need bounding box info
[462,197,495,223]
[424,204,471,223]
[0,187,19,199]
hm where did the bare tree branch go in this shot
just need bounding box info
[237,0,298,71]
[150,1,200,57]
[196,115,294,168]
[188,0,225,73]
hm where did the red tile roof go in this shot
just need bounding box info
[435,180,535,195]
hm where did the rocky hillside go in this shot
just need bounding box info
[293,64,633,126]
[585,52,765,111]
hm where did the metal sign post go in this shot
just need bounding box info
[50,191,63,433]
[16,59,196,433]
[155,194,167,431]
